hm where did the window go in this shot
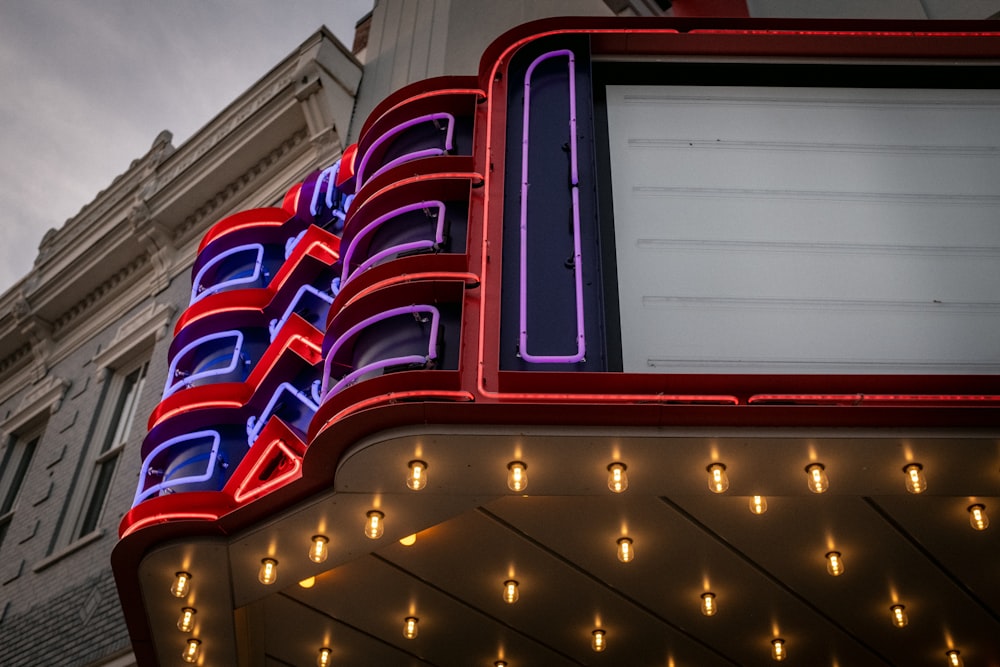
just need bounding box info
[0,428,42,551]
[75,359,149,538]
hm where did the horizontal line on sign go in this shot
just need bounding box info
[643,357,1000,373]
[640,295,1000,313]
[632,186,1000,206]
[634,238,1000,258]
[620,94,1000,111]
[626,137,1000,157]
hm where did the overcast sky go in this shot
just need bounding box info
[0,0,372,295]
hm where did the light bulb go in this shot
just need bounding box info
[591,629,606,652]
[309,535,329,563]
[403,616,419,639]
[771,638,786,662]
[947,650,964,666]
[177,607,196,633]
[707,463,729,493]
[701,592,717,617]
[407,460,427,491]
[181,638,201,663]
[259,558,278,585]
[826,551,844,576]
[617,536,634,563]
[749,495,768,515]
[399,534,417,546]
[171,571,191,598]
[607,462,628,493]
[890,604,908,628]
[298,576,316,589]
[317,647,332,667]
[495,662,508,667]
[903,463,926,494]
[503,579,519,604]
[507,461,527,492]
[968,504,989,531]
[806,463,829,494]
[365,510,385,539]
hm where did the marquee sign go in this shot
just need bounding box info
[114,19,1000,665]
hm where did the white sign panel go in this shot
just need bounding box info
[607,84,1000,374]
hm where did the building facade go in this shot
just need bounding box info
[3,1,1000,666]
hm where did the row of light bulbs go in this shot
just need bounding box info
[167,572,202,663]
[166,456,984,664]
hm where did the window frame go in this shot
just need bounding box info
[0,425,44,552]
[72,357,150,539]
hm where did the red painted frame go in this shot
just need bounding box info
[113,19,1000,666]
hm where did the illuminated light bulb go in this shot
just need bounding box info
[890,604,908,628]
[495,662,508,667]
[701,592,717,617]
[707,463,729,494]
[903,463,927,494]
[399,534,417,546]
[403,616,419,639]
[171,571,192,598]
[181,638,201,663]
[749,495,768,515]
[298,576,316,589]
[947,650,964,666]
[407,460,428,491]
[805,463,829,494]
[309,535,329,563]
[317,647,333,667]
[771,638,786,662]
[507,461,528,492]
[259,558,278,585]
[968,504,989,531]
[607,462,628,493]
[591,629,606,652]
[503,579,520,604]
[177,607,196,633]
[365,510,385,539]
[617,536,634,563]
[826,551,844,577]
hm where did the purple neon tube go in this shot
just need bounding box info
[133,430,222,505]
[519,49,586,364]
[355,113,456,190]
[320,304,442,402]
[340,200,447,285]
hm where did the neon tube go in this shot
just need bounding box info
[267,284,334,341]
[341,201,447,285]
[190,243,265,304]
[231,437,303,503]
[477,30,739,406]
[748,393,1000,405]
[356,113,456,189]
[320,305,442,402]
[163,330,245,398]
[133,430,222,505]
[246,382,321,445]
[518,49,585,364]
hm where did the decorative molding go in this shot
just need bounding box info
[1,559,24,585]
[0,374,69,437]
[50,254,149,337]
[92,301,176,380]
[128,202,175,295]
[172,129,308,246]
[30,480,53,507]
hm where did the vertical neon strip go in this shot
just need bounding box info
[518,49,586,364]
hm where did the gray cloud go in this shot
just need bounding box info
[0,0,371,293]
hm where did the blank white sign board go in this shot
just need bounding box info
[606,84,1000,374]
